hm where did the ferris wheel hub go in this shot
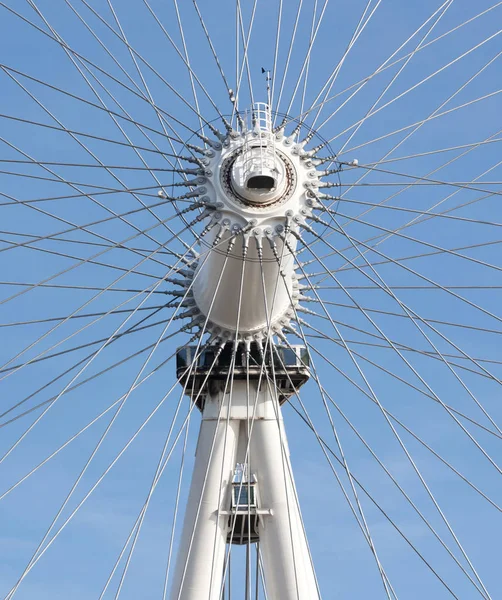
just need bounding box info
[173,104,339,345]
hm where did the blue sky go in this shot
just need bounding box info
[0,0,501,598]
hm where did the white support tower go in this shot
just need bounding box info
[170,103,324,599]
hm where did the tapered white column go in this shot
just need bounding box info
[169,404,239,600]
[250,414,320,599]
[170,380,319,600]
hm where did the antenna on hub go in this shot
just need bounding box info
[261,67,272,108]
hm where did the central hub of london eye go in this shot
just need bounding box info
[0,2,501,599]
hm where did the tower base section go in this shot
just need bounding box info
[169,379,320,600]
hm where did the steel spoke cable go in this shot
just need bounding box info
[297,400,465,596]
[302,346,495,598]
[331,181,502,187]
[4,276,193,600]
[333,0,455,155]
[271,242,397,598]
[0,271,219,433]
[322,210,502,330]
[233,0,258,121]
[0,193,180,257]
[161,403,191,600]
[319,27,502,144]
[60,0,208,224]
[297,0,318,140]
[273,0,303,117]
[0,240,162,285]
[0,315,180,427]
[0,157,187,171]
[305,326,500,388]
[279,335,484,598]
[103,322,222,599]
[309,232,502,284]
[74,0,226,132]
[304,129,502,257]
[0,282,166,295]
[307,166,502,285]
[0,224,231,421]
[1,64,191,254]
[97,0,200,231]
[0,63,185,146]
[167,0,205,133]
[189,0,235,107]
[333,195,502,225]
[340,162,502,198]
[300,227,502,458]
[63,0,197,151]
[303,324,502,443]
[0,101,187,154]
[309,298,502,350]
[341,89,502,155]
[299,136,502,265]
[270,0,283,107]
[292,238,494,597]
[299,301,502,439]
[324,152,502,272]
[308,0,384,133]
[0,167,179,195]
[306,80,502,261]
[1,227,238,595]
[98,391,192,599]
[278,0,330,123]
[0,196,198,308]
[0,281,168,383]
[0,302,171,329]
[1,1,500,595]
[136,0,231,134]
[276,1,502,135]
[0,236,196,469]
[235,0,240,124]
[323,206,502,282]
[283,301,496,389]
[0,132,190,267]
[0,179,194,208]
[0,319,193,502]
[65,0,207,244]
[7,333,212,599]
[317,284,502,292]
[312,296,502,338]
[360,138,502,166]
[0,230,175,256]
[0,218,196,378]
[290,0,459,133]
[0,224,238,458]
[301,335,502,511]
[324,217,502,439]
[305,308,502,443]
[0,2,210,143]
[28,0,214,137]
[288,392,464,598]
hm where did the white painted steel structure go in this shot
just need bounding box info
[170,104,321,599]
[169,382,319,600]
[3,4,501,597]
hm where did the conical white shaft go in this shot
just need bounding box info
[192,228,296,337]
